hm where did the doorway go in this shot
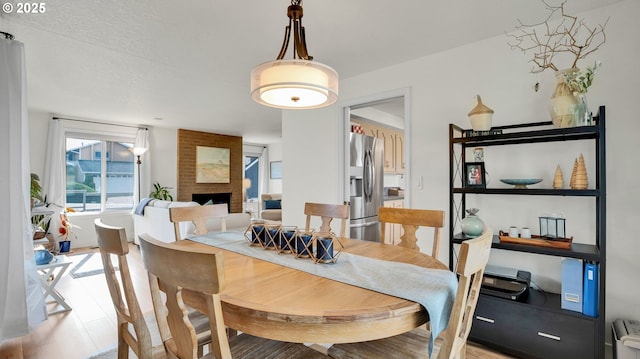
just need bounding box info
[343,89,411,240]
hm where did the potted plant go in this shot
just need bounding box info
[150,182,174,201]
[30,173,43,208]
[57,207,77,253]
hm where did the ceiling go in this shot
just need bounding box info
[0,0,619,144]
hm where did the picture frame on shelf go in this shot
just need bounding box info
[464,162,486,188]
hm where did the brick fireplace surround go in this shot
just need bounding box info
[176,129,243,213]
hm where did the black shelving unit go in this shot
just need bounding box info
[448,106,606,359]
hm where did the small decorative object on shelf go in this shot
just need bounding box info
[462,129,502,138]
[553,165,565,189]
[473,147,484,162]
[464,162,486,188]
[571,153,588,190]
[499,178,543,189]
[498,230,573,249]
[461,208,485,238]
[539,216,566,239]
[311,232,343,264]
[467,95,494,131]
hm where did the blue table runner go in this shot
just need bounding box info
[188,231,457,355]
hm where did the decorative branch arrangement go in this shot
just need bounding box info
[507,0,608,73]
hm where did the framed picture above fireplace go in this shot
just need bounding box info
[196,146,230,183]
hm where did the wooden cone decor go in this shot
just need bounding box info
[553,165,564,189]
[574,153,588,190]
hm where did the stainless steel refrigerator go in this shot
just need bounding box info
[349,133,383,241]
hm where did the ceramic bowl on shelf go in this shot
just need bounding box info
[500,178,543,189]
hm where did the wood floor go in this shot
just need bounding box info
[0,245,517,359]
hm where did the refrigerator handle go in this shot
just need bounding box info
[350,221,379,229]
[364,149,374,201]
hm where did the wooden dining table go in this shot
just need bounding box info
[176,237,448,344]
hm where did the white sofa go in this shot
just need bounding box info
[133,199,251,244]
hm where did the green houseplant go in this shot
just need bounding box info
[30,173,43,203]
[150,182,173,201]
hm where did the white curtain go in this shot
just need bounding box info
[134,128,150,202]
[260,146,269,196]
[0,36,46,340]
[42,118,66,242]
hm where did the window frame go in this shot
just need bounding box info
[65,130,136,213]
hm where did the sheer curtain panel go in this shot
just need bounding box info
[0,36,46,340]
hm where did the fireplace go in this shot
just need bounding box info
[192,192,231,212]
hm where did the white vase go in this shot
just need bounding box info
[549,68,579,128]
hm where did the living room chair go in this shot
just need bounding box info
[379,207,445,258]
[138,233,328,359]
[304,202,350,238]
[328,227,493,359]
[260,193,282,221]
[169,203,228,240]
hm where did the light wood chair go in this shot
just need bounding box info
[328,227,493,359]
[169,203,229,240]
[138,233,328,359]
[95,218,155,359]
[304,202,350,238]
[379,207,445,258]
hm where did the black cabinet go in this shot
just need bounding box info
[471,290,596,359]
[448,107,606,359]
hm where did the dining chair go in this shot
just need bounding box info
[379,207,445,258]
[138,233,328,359]
[304,202,350,238]
[169,203,229,240]
[95,218,155,359]
[328,227,493,359]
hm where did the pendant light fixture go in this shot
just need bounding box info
[251,0,338,110]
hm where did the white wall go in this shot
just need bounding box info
[282,0,640,344]
[282,106,345,230]
[267,142,283,194]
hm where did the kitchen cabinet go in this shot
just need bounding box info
[394,132,404,173]
[378,128,396,173]
[351,120,404,174]
[382,199,404,245]
[359,121,379,138]
[448,106,606,359]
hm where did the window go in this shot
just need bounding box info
[244,155,259,200]
[65,136,135,212]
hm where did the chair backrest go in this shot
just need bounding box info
[169,203,228,241]
[94,219,153,359]
[139,233,230,359]
[437,227,493,359]
[304,202,350,238]
[378,207,445,257]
